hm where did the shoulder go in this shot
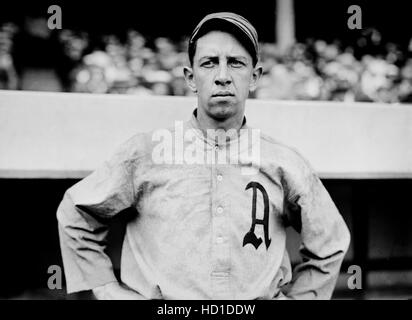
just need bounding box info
[259,131,313,170]
[112,122,181,163]
[110,131,153,164]
[257,130,319,196]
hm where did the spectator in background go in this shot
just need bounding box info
[398,58,412,102]
[13,13,64,91]
[358,55,399,103]
[57,30,90,91]
[0,22,18,90]
[72,50,112,94]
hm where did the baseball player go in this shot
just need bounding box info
[57,12,351,300]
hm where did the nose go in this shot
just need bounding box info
[215,62,231,86]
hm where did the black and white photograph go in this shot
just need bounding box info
[0,0,411,305]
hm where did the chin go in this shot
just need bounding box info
[207,103,236,120]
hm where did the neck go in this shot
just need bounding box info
[196,108,244,132]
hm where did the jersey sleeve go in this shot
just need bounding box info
[56,135,142,294]
[282,151,351,299]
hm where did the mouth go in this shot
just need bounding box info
[212,91,234,97]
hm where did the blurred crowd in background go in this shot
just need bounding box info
[2,17,412,103]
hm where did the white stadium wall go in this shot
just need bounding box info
[0,89,411,179]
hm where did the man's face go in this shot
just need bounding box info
[184,31,261,122]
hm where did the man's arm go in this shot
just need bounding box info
[56,137,142,297]
[92,282,146,300]
[282,160,351,300]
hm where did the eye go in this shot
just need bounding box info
[230,59,246,68]
[200,60,215,68]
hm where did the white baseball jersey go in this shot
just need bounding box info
[57,109,350,299]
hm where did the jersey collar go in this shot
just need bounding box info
[188,108,249,148]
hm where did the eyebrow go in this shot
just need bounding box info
[199,55,249,61]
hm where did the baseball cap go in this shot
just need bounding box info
[188,12,259,66]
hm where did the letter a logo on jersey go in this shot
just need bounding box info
[243,181,271,250]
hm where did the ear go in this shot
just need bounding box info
[183,66,197,93]
[249,65,263,92]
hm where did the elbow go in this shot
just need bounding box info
[56,189,74,224]
[341,221,351,255]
